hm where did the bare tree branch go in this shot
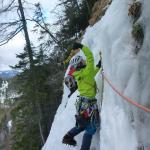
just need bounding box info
[0,20,22,38]
[0,25,23,46]
[26,18,59,44]
[0,0,17,14]
[0,20,21,26]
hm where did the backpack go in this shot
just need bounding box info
[64,75,76,90]
[64,75,77,97]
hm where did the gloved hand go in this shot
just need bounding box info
[72,42,83,50]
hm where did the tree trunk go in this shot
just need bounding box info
[37,102,45,144]
[18,0,34,68]
[38,120,45,144]
[18,0,45,145]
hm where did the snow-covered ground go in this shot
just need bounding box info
[43,0,150,150]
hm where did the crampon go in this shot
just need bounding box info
[62,134,77,146]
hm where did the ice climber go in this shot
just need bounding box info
[62,42,101,150]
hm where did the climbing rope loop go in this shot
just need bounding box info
[101,72,150,113]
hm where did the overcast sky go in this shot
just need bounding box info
[0,0,59,71]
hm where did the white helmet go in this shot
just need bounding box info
[69,55,83,68]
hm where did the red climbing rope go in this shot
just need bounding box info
[102,72,150,113]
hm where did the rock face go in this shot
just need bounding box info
[89,0,112,26]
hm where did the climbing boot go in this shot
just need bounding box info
[62,134,77,146]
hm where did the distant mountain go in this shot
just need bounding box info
[0,70,19,78]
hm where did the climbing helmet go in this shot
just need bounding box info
[69,55,84,69]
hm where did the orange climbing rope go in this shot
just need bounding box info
[101,72,150,113]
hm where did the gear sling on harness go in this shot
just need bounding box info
[75,96,100,128]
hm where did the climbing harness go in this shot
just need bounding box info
[102,72,150,113]
[75,96,100,128]
[75,96,97,116]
